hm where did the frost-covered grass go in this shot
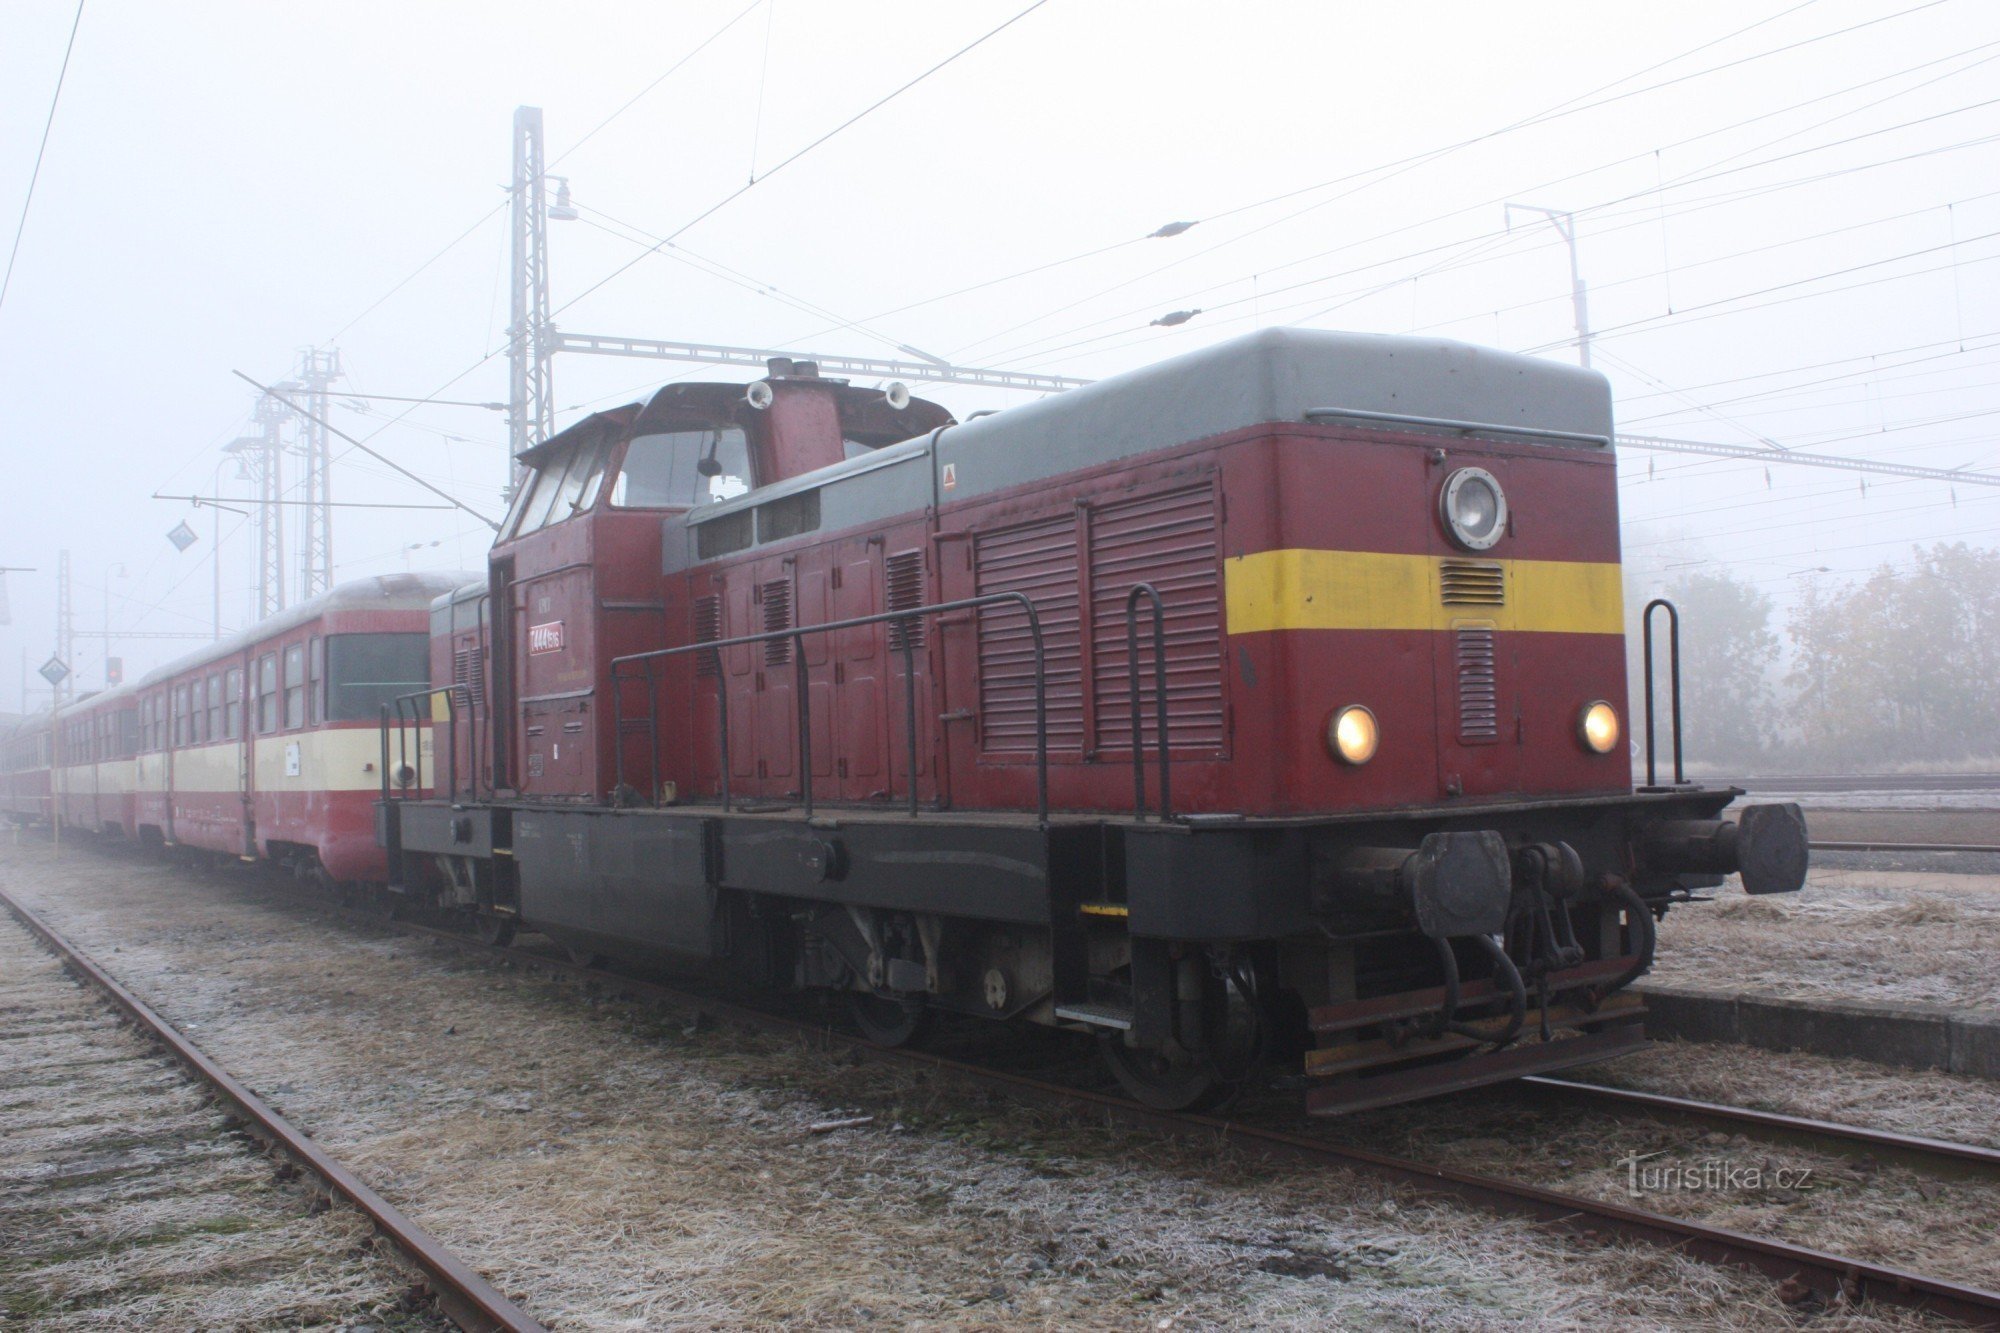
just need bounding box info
[2,837,1977,1330]
[1651,868,2000,1010]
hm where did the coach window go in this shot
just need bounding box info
[257,654,278,734]
[225,669,243,740]
[191,679,206,744]
[308,638,324,723]
[284,644,306,729]
[324,633,429,721]
[207,673,223,739]
[614,427,750,509]
[173,685,189,747]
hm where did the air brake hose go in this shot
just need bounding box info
[1601,880,1659,999]
[1462,934,1526,1048]
[1425,935,1527,1049]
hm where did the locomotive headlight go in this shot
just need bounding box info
[1441,467,1507,550]
[1328,705,1379,765]
[1578,701,1620,754]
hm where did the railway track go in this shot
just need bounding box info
[364,910,2000,1328]
[1518,1077,2000,1182]
[0,885,545,1333]
[1811,839,2000,855]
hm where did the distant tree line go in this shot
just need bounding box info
[1624,542,2000,774]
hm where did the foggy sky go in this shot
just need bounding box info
[1,0,1993,704]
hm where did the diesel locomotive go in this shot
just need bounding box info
[373,328,1808,1113]
[2,327,1802,1114]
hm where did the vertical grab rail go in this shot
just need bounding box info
[896,607,920,819]
[379,687,466,803]
[1125,583,1172,821]
[1641,598,1684,787]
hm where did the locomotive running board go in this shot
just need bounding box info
[1303,1013,1648,1117]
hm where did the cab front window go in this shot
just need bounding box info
[503,438,608,539]
[612,427,751,508]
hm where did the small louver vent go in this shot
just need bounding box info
[452,646,487,706]
[1440,559,1505,606]
[1456,626,1499,744]
[692,595,722,677]
[761,580,793,665]
[885,550,925,651]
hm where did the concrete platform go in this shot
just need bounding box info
[1638,983,2000,1078]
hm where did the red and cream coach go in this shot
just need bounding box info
[2,573,462,884]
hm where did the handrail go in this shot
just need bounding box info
[1125,583,1172,821]
[1640,598,1684,787]
[378,686,473,804]
[610,590,1050,824]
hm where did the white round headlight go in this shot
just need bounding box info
[1328,705,1378,765]
[1441,467,1507,550]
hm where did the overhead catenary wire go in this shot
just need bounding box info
[551,0,1055,323]
[981,88,2000,369]
[0,0,86,322]
[343,1,1059,453]
[939,0,1975,363]
[316,0,766,352]
[233,372,500,530]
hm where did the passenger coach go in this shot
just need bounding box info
[3,573,463,884]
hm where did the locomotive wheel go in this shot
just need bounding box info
[848,991,932,1048]
[1099,1035,1236,1113]
[475,912,517,948]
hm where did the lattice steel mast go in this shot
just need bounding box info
[294,348,341,599]
[507,106,555,499]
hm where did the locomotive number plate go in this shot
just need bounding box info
[528,621,566,654]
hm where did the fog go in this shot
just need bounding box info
[2,0,1993,727]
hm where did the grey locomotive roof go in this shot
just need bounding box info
[682,328,1612,551]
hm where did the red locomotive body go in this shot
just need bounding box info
[379,329,1807,1113]
[3,574,461,884]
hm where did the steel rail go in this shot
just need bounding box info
[363,913,2000,1328]
[1811,839,2000,855]
[1520,1077,2000,1182]
[0,886,545,1333]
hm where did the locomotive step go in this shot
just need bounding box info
[1304,1025,1649,1117]
[1305,992,1645,1078]
[1053,1001,1135,1031]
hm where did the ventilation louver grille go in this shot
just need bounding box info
[761,580,793,665]
[1440,559,1506,606]
[451,646,486,706]
[885,550,926,652]
[1456,626,1499,744]
[692,594,722,677]
[975,514,1083,754]
[1088,482,1224,753]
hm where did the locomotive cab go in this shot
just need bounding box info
[485,365,950,803]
